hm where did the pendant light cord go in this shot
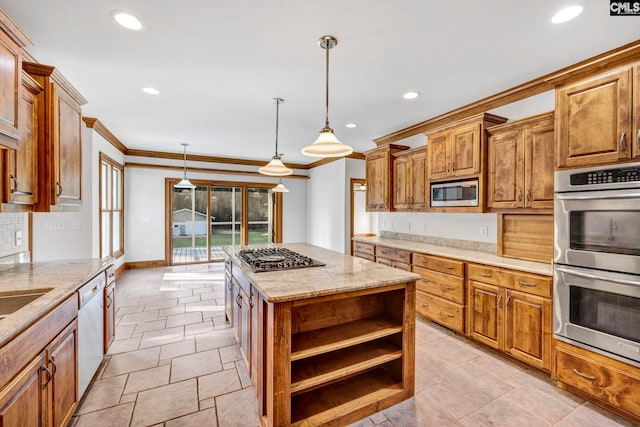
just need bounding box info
[182,144,188,179]
[324,42,330,129]
[274,100,280,156]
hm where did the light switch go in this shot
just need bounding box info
[15,230,22,246]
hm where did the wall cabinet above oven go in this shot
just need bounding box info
[555,62,640,169]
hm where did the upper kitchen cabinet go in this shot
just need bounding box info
[555,64,639,169]
[487,112,554,211]
[0,9,32,149]
[393,146,427,211]
[426,113,507,182]
[23,62,87,211]
[365,144,409,212]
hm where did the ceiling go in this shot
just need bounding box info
[3,1,639,165]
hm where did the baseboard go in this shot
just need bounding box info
[124,260,167,269]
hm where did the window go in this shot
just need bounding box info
[100,154,124,258]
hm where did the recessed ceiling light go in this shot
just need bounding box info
[142,87,160,95]
[402,91,420,100]
[112,11,143,30]
[551,5,584,23]
[345,123,358,128]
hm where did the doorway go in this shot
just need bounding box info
[350,178,377,255]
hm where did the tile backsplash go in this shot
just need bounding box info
[0,213,29,258]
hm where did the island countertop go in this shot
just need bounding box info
[0,258,112,347]
[224,243,420,303]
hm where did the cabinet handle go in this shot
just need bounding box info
[478,272,492,278]
[107,294,113,308]
[420,303,429,308]
[518,280,537,287]
[452,161,456,171]
[517,188,522,202]
[637,129,640,149]
[442,264,455,270]
[572,368,597,381]
[443,312,455,318]
[249,293,254,308]
[442,284,455,290]
[506,296,511,311]
[41,365,52,389]
[498,295,502,309]
[526,188,531,202]
[56,182,63,197]
[48,359,57,378]
[9,175,17,192]
[620,132,626,151]
[236,293,242,308]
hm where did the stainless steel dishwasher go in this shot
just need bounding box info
[78,272,105,396]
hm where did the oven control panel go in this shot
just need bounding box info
[570,165,640,186]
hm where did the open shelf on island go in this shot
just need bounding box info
[291,337,403,395]
[291,366,404,426]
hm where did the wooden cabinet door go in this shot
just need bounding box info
[0,31,21,147]
[505,291,551,371]
[54,88,82,206]
[410,150,427,210]
[393,155,410,210]
[525,118,554,209]
[0,353,47,427]
[469,281,503,350]
[488,128,522,209]
[366,149,390,211]
[634,64,640,159]
[7,74,39,205]
[556,68,632,168]
[46,319,78,427]
[232,278,242,343]
[239,286,251,369]
[427,131,449,180]
[104,282,115,354]
[225,271,233,324]
[451,123,481,177]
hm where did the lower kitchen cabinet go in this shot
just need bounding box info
[353,241,375,261]
[555,340,640,424]
[103,279,115,353]
[0,353,47,426]
[376,246,411,271]
[468,264,552,371]
[46,320,78,427]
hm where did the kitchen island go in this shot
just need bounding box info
[224,243,419,427]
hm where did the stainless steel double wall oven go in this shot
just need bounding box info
[554,162,640,365]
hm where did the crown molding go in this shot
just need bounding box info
[83,117,128,153]
[0,7,32,47]
[374,38,640,146]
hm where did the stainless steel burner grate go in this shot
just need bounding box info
[237,247,325,272]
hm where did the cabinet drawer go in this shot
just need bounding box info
[392,261,411,272]
[225,257,232,273]
[413,253,464,277]
[414,266,464,304]
[468,264,551,297]
[416,291,464,333]
[510,272,552,298]
[353,242,375,256]
[556,345,640,417]
[376,246,411,264]
[106,266,116,285]
[354,252,375,262]
[468,264,502,285]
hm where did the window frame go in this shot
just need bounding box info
[99,153,124,259]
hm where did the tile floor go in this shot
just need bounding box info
[71,263,639,427]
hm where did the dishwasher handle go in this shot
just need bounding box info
[79,274,106,308]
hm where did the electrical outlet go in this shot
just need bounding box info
[480,226,488,237]
[408,222,412,231]
[420,223,427,232]
[15,230,22,246]
[73,220,80,230]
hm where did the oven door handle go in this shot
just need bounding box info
[555,192,640,201]
[555,266,640,287]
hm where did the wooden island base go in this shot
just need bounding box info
[224,245,417,427]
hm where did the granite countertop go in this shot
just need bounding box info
[353,236,553,276]
[0,258,112,347]
[224,243,420,303]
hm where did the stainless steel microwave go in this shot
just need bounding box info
[430,179,479,207]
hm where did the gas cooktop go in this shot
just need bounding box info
[237,247,325,273]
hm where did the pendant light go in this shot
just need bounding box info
[272,178,289,193]
[174,143,196,189]
[301,35,353,158]
[259,98,293,176]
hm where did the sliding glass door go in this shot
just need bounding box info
[171,185,209,263]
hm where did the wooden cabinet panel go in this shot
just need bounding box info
[55,90,82,206]
[505,290,551,370]
[46,320,78,427]
[427,132,449,180]
[104,281,115,354]
[0,30,21,148]
[469,281,503,350]
[414,266,464,304]
[416,291,464,332]
[0,353,46,427]
[451,123,481,177]
[393,154,410,210]
[365,144,409,212]
[635,64,640,159]
[393,148,427,211]
[353,242,375,256]
[224,270,233,324]
[410,149,427,209]
[556,67,632,168]
[498,214,554,264]
[376,246,411,264]
[412,253,464,277]
[488,112,554,211]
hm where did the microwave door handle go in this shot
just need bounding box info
[556,266,640,287]
[555,192,640,201]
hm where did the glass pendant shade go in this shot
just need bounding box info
[301,127,353,157]
[174,143,196,189]
[259,156,292,176]
[272,181,289,193]
[302,35,353,158]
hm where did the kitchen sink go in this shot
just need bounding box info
[0,290,52,320]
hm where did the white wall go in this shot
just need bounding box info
[306,159,346,252]
[378,212,497,243]
[125,157,308,263]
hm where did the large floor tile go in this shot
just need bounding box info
[468,396,551,426]
[75,402,134,427]
[102,347,160,378]
[505,385,575,424]
[164,408,217,427]
[198,368,242,399]
[123,364,171,395]
[138,325,185,348]
[383,394,463,427]
[76,375,128,415]
[160,338,196,360]
[170,349,222,382]
[195,328,237,351]
[130,379,199,426]
[215,388,261,427]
